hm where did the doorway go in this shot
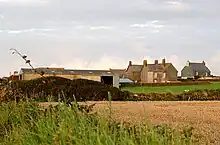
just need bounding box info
[101,76,113,86]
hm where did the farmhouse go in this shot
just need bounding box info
[124,59,178,83]
[181,60,211,79]
[19,67,120,88]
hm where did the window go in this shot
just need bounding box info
[154,73,157,78]
[206,72,208,76]
[163,73,166,78]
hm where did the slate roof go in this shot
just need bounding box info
[189,63,210,73]
[128,65,143,72]
[20,68,115,76]
[127,63,174,72]
[147,64,168,72]
[109,69,126,75]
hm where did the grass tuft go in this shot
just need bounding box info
[0,100,197,145]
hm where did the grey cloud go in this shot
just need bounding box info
[1,0,220,76]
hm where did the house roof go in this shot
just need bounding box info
[189,63,210,73]
[127,63,175,72]
[20,68,115,76]
[147,64,167,72]
[128,65,143,72]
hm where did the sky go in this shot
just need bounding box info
[0,0,220,77]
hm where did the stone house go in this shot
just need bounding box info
[124,59,178,83]
[181,61,211,79]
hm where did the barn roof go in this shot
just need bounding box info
[20,68,115,76]
[109,69,126,75]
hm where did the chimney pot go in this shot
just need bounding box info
[155,60,158,64]
[14,71,18,75]
[129,61,132,66]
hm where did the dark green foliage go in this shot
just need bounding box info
[125,89,220,101]
[2,76,220,102]
[120,81,211,87]
[1,76,130,103]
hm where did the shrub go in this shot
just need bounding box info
[120,81,211,87]
[1,76,130,103]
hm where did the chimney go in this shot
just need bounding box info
[143,60,147,67]
[162,58,166,66]
[14,71,18,75]
[202,61,205,65]
[154,60,158,64]
[129,61,132,66]
[186,60,190,66]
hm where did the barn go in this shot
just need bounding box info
[19,67,120,88]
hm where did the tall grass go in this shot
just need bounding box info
[0,100,196,145]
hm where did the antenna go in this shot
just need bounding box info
[10,48,45,77]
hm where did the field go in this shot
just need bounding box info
[121,82,220,94]
[0,101,196,145]
[2,77,220,144]
[81,101,220,145]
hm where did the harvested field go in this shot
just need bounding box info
[79,101,220,145]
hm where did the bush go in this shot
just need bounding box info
[120,81,211,87]
[1,76,220,102]
[1,76,130,103]
[126,89,220,101]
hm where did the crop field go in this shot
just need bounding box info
[121,82,220,94]
[0,101,197,145]
[81,101,220,145]
[2,77,220,144]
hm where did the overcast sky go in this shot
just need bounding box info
[0,0,220,76]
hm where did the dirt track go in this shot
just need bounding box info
[39,101,220,144]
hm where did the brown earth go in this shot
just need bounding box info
[39,101,220,145]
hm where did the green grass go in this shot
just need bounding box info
[0,100,196,145]
[121,82,220,94]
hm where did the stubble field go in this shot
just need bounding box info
[78,101,220,144]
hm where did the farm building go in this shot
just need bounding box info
[124,59,178,83]
[18,67,120,88]
[109,68,126,78]
[9,71,19,81]
[181,61,211,79]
